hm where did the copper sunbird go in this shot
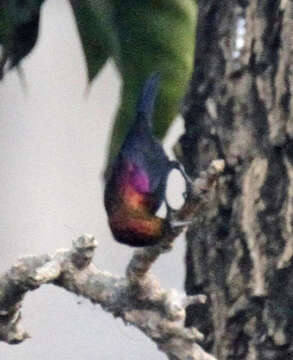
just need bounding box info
[104,73,190,247]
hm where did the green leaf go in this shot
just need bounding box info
[0,0,45,78]
[69,0,119,82]
[106,0,197,166]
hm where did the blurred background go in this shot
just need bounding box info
[0,0,186,358]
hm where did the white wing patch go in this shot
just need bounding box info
[165,168,186,210]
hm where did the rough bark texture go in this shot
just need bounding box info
[183,0,293,359]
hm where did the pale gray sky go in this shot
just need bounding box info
[0,1,187,359]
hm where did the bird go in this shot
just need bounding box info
[104,73,190,247]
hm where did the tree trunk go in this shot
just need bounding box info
[183,0,293,359]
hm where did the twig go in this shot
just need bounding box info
[0,159,224,360]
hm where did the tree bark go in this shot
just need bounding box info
[183,0,293,359]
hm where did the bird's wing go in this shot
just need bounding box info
[122,141,169,193]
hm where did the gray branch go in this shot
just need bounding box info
[0,160,224,360]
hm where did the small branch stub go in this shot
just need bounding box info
[71,234,98,268]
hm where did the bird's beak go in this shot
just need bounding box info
[169,219,192,229]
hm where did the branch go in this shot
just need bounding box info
[0,159,224,360]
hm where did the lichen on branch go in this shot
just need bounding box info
[0,159,224,360]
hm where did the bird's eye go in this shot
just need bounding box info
[165,168,186,210]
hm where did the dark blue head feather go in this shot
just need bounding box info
[136,72,160,126]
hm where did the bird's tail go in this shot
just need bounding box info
[136,72,160,126]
